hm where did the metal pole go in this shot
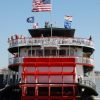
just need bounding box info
[50,0,52,37]
[69,45,70,56]
[31,38,32,57]
[51,24,52,37]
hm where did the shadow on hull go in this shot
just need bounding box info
[0,84,21,100]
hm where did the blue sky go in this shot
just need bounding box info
[0,0,100,70]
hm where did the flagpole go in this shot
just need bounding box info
[50,0,52,37]
[32,0,38,29]
[50,13,52,37]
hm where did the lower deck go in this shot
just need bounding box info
[0,83,98,100]
[21,83,76,100]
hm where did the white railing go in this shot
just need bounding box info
[8,56,94,65]
[76,57,94,65]
[81,80,96,90]
[9,57,23,65]
[8,37,94,48]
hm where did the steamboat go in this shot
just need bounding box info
[0,0,98,100]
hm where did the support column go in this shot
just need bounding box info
[69,45,70,56]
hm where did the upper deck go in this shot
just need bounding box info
[8,36,94,53]
[29,28,75,37]
[8,27,94,53]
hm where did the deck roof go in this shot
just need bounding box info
[28,28,75,37]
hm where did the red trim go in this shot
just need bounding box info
[23,57,75,63]
[76,63,94,67]
[22,72,75,75]
[19,57,77,99]
[21,96,75,100]
[21,62,75,67]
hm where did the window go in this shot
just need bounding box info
[51,49,57,56]
[50,87,62,96]
[26,87,35,96]
[59,50,66,56]
[63,87,73,96]
[28,50,35,56]
[44,49,50,56]
[36,50,43,56]
[38,87,49,96]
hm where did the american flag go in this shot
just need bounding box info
[32,0,52,12]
